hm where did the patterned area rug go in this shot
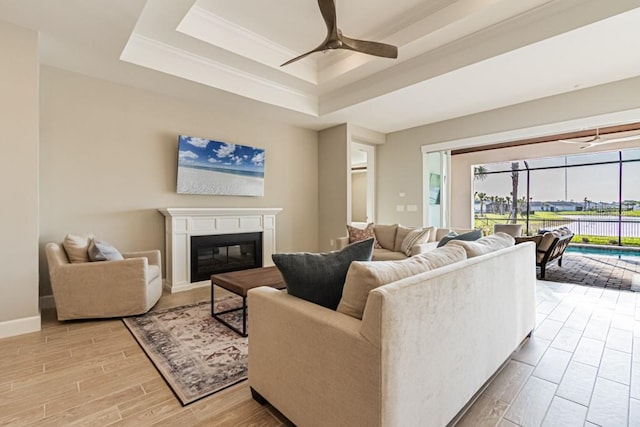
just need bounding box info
[122,297,247,406]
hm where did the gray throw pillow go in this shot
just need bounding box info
[88,238,124,262]
[272,238,374,310]
[437,229,482,248]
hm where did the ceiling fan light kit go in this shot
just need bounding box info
[281,0,398,66]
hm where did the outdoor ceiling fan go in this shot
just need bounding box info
[558,128,640,149]
[281,0,398,66]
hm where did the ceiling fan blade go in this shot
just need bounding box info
[559,133,640,145]
[280,45,327,66]
[601,134,640,144]
[558,136,599,144]
[317,0,338,37]
[340,35,398,59]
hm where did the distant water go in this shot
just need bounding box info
[181,165,264,178]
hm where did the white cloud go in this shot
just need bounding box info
[185,137,209,148]
[215,143,236,158]
[179,150,198,160]
[243,155,249,159]
[208,158,220,163]
[251,152,265,166]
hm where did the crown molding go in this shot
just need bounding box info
[121,33,318,116]
[177,4,317,84]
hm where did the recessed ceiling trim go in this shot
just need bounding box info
[177,3,318,84]
[120,34,318,116]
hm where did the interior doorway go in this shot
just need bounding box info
[350,142,376,225]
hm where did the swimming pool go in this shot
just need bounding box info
[566,245,640,259]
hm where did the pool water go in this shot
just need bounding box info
[566,245,640,259]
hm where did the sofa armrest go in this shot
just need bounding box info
[248,287,381,427]
[336,236,350,250]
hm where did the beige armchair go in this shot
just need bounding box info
[45,243,163,320]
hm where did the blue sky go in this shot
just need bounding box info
[474,149,640,202]
[178,135,265,173]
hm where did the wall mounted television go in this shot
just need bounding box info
[176,135,265,197]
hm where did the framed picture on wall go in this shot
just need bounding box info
[176,135,265,196]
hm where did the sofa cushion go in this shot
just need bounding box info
[448,232,515,257]
[347,223,381,249]
[337,245,467,319]
[272,238,374,310]
[88,238,124,262]
[62,233,94,263]
[374,224,398,251]
[372,248,408,261]
[437,229,482,248]
[394,225,414,252]
[400,228,431,256]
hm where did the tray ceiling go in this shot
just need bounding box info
[2,0,640,133]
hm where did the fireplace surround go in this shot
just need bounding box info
[159,208,282,292]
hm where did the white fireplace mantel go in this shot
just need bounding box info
[159,207,282,293]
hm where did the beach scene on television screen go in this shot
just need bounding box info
[177,135,265,196]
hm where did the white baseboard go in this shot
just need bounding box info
[169,280,209,293]
[0,314,41,339]
[39,294,55,309]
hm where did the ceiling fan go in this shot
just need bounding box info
[281,0,398,66]
[558,128,640,149]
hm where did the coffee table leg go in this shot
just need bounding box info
[211,282,215,317]
[211,285,248,337]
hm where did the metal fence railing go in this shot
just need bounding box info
[474,215,640,245]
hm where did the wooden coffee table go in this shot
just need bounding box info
[210,266,285,337]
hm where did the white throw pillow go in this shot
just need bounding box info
[400,228,431,256]
[337,245,467,319]
[62,233,94,263]
[447,232,515,257]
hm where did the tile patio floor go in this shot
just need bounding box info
[539,253,640,291]
[458,280,640,426]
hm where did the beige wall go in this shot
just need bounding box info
[39,66,318,296]
[318,124,349,251]
[0,22,40,336]
[379,75,640,229]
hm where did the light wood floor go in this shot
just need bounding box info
[1,281,639,426]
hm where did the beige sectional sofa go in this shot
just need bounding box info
[336,224,472,260]
[248,237,537,426]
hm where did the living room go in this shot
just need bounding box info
[2,0,640,425]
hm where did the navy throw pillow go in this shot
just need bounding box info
[437,229,482,248]
[272,238,374,310]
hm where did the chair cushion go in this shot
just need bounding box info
[62,233,94,263]
[493,224,523,237]
[147,265,160,282]
[88,239,124,262]
[373,224,398,250]
[337,245,467,319]
[272,238,374,310]
[437,229,482,248]
[447,232,515,257]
